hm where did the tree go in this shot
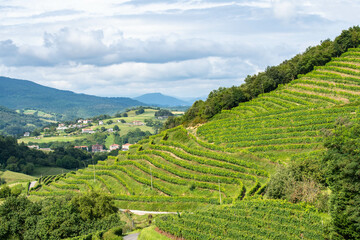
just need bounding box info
[113,125,120,131]
[322,121,360,239]
[155,109,174,117]
[122,113,128,117]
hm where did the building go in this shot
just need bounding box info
[92,144,103,153]
[28,145,39,149]
[82,128,95,134]
[74,146,89,151]
[131,120,144,126]
[24,132,30,137]
[122,143,133,151]
[109,144,120,151]
[99,121,104,125]
[107,128,114,133]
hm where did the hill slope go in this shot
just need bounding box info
[134,93,190,106]
[0,76,145,119]
[0,105,49,136]
[197,48,360,161]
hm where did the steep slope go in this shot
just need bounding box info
[134,93,190,106]
[0,76,145,119]
[197,48,360,161]
[29,126,274,210]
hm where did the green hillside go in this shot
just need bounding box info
[0,76,144,120]
[197,48,360,162]
[27,45,360,239]
[0,105,49,136]
[29,125,273,210]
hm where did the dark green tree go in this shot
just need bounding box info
[323,121,360,239]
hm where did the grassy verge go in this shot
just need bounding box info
[0,170,35,184]
[139,226,171,240]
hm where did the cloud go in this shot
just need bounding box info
[272,0,297,20]
[0,27,272,67]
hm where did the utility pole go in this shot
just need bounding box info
[150,165,153,190]
[218,179,221,205]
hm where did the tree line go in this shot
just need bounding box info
[0,135,94,174]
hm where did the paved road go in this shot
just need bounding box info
[119,209,177,215]
[124,232,140,240]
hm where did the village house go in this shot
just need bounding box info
[28,145,39,149]
[82,128,95,134]
[122,143,133,151]
[109,144,120,151]
[74,146,89,151]
[107,128,114,133]
[24,132,30,137]
[99,121,104,125]
[131,120,144,126]
[92,144,104,153]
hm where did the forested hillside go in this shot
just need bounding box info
[0,105,48,136]
[0,77,144,120]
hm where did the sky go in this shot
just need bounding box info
[1,0,360,99]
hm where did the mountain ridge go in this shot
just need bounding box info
[134,92,191,106]
[0,76,146,120]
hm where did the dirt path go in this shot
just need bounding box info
[119,209,177,215]
[124,232,140,240]
[29,181,37,191]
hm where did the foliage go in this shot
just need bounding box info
[156,199,326,240]
[154,109,173,117]
[0,135,92,174]
[0,193,124,240]
[322,121,360,239]
[0,105,48,136]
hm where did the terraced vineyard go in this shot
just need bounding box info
[156,199,326,240]
[197,48,360,161]
[29,126,274,210]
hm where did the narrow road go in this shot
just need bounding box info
[124,232,140,240]
[28,181,37,191]
[119,209,177,215]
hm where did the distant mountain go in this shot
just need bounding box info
[0,105,48,136]
[134,93,190,107]
[0,77,145,120]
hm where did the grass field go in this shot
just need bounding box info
[30,166,73,178]
[0,170,36,184]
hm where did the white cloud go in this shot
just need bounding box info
[272,0,297,20]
